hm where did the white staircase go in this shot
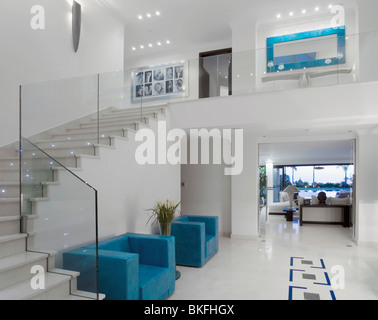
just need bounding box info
[0,105,167,300]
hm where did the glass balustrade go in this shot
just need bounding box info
[20,137,99,299]
[20,31,378,148]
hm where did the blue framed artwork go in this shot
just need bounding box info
[266,26,346,73]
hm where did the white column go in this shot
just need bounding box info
[231,135,259,239]
[266,160,274,208]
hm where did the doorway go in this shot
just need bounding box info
[199,48,232,99]
[258,139,356,241]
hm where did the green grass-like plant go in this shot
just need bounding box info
[147,199,181,235]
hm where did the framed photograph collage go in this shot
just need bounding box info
[131,60,188,102]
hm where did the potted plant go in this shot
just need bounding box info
[147,198,181,236]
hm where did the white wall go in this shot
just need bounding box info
[170,80,378,241]
[31,117,181,254]
[0,0,124,147]
[357,0,378,83]
[170,81,378,132]
[180,134,232,236]
[181,162,231,236]
[355,131,378,245]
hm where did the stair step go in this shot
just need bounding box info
[0,169,19,181]
[20,146,96,158]
[0,251,48,290]
[66,122,138,134]
[64,289,104,300]
[0,198,20,217]
[0,183,19,198]
[0,216,21,236]
[0,154,74,170]
[80,117,152,129]
[0,198,19,203]
[0,234,27,258]
[110,106,167,115]
[94,112,158,122]
[34,137,112,150]
[51,128,127,141]
[0,271,71,300]
[64,292,97,300]
[0,159,19,170]
[0,149,19,160]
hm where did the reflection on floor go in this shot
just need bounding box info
[170,209,378,300]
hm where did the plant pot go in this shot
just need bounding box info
[159,222,172,236]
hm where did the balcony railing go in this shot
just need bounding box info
[20,31,378,144]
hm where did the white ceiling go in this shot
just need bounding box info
[101,0,359,59]
[258,139,354,166]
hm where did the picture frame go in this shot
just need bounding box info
[131,60,188,102]
[266,26,346,73]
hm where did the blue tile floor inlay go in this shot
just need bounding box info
[289,257,336,300]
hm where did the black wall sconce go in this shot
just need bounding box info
[72,0,81,52]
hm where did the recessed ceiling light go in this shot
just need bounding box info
[166,40,170,44]
[157,42,162,46]
[328,4,333,9]
[140,45,144,49]
[138,15,143,20]
[276,13,281,19]
[156,11,160,16]
[148,43,153,47]
[315,7,319,11]
[146,13,151,18]
[132,47,136,51]
[289,12,294,16]
[302,9,306,14]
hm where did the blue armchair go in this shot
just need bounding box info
[171,215,219,267]
[63,233,176,300]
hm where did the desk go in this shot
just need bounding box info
[300,204,351,227]
[283,208,296,222]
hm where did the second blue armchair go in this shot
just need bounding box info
[171,215,219,267]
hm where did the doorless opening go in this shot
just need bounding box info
[199,48,232,99]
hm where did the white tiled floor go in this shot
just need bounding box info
[170,211,378,300]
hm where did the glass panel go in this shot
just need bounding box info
[20,137,99,299]
[232,50,256,95]
[199,53,232,99]
[21,74,101,155]
[118,31,378,107]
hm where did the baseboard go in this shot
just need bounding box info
[354,240,378,248]
[230,234,257,240]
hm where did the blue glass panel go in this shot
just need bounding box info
[266,26,346,73]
